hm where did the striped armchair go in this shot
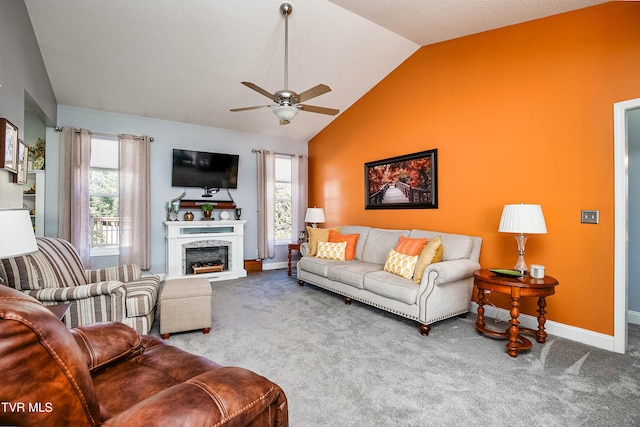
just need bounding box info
[0,237,159,334]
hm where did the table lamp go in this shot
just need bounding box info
[0,208,38,283]
[304,207,325,228]
[498,202,547,274]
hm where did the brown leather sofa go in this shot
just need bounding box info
[0,285,288,426]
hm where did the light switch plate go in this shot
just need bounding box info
[581,210,599,224]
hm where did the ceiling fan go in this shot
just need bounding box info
[230,3,339,125]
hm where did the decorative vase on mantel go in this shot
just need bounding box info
[201,204,213,220]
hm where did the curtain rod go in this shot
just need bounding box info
[252,149,307,158]
[54,126,154,142]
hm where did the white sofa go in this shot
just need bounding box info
[296,226,482,335]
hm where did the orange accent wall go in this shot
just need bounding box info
[308,2,640,335]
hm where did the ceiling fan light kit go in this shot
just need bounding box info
[273,105,299,123]
[230,3,339,125]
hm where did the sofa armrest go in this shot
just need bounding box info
[85,264,143,283]
[70,322,143,373]
[102,367,288,427]
[422,259,481,285]
[25,281,126,302]
[300,242,310,257]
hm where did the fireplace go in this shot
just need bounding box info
[165,220,247,281]
[183,242,230,275]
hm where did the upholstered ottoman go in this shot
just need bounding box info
[160,277,212,339]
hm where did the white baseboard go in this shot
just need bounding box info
[469,302,616,352]
[262,261,289,271]
[628,310,640,325]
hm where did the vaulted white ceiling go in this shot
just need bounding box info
[24,0,608,142]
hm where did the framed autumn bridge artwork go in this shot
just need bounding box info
[365,149,438,210]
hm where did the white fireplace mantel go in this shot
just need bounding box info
[164,220,247,281]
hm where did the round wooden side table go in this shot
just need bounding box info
[473,269,559,357]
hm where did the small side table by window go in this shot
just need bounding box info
[287,243,301,277]
[473,269,559,357]
[47,302,71,322]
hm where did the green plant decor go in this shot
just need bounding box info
[201,204,213,212]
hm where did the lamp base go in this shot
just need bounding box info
[513,234,529,274]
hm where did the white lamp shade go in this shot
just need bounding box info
[498,203,547,234]
[272,105,299,122]
[0,209,38,258]
[304,207,325,224]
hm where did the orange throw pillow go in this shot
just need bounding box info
[395,236,429,256]
[328,230,360,260]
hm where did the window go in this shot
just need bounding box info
[89,137,119,254]
[275,156,292,242]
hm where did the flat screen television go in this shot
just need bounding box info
[172,149,239,194]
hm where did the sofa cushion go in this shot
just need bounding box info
[307,227,338,256]
[316,241,347,261]
[32,252,67,289]
[336,226,371,260]
[384,249,419,280]
[297,256,350,277]
[363,270,419,305]
[328,230,359,260]
[0,254,39,291]
[413,236,444,284]
[36,237,88,287]
[327,262,382,289]
[0,251,61,291]
[86,264,142,282]
[409,230,474,261]
[361,229,409,265]
[395,236,429,256]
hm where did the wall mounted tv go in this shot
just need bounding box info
[172,149,239,197]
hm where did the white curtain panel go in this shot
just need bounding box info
[118,134,151,269]
[257,150,276,259]
[292,154,308,243]
[58,127,92,266]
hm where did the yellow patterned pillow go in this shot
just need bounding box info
[316,241,347,261]
[384,248,419,280]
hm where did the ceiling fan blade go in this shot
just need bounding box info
[298,84,331,103]
[298,104,340,116]
[230,105,271,112]
[241,82,275,100]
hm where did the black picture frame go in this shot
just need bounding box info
[365,149,438,210]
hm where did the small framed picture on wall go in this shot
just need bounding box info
[14,139,28,184]
[0,118,18,173]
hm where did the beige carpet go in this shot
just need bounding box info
[149,271,640,427]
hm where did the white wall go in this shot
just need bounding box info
[24,110,46,147]
[54,105,307,274]
[0,0,56,208]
